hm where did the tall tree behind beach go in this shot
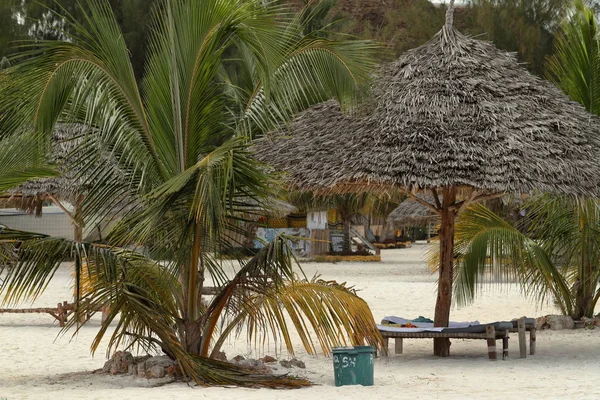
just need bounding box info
[0,0,573,76]
[465,0,569,75]
[0,0,155,79]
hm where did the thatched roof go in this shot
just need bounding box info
[387,196,439,226]
[9,124,88,205]
[244,198,298,220]
[254,7,600,197]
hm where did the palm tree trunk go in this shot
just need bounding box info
[73,195,84,242]
[574,261,594,319]
[574,208,595,319]
[343,218,352,253]
[72,196,87,323]
[182,221,204,355]
[433,186,456,357]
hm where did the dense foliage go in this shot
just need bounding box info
[0,0,573,76]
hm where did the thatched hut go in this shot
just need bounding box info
[387,196,439,241]
[2,124,89,239]
[254,0,600,356]
[387,196,439,226]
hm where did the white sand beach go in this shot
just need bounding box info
[1,244,599,399]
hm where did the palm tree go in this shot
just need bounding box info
[448,199,599,319]
[0,0,381,386]
[438,0,600,321]
[546,0,600,114]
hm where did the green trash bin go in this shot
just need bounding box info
[332,346,375,387]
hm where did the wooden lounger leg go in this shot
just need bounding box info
[502,330,509,360]
[395,338,403,355]
[518,317,527,359]
[486,326,497,361]
[530,327,536,355]
[382,337,389,356]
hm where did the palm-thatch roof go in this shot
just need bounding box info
[1,124,89,215]
[254,7,600,197]
[8,124,88,202]
[244,197,298,220]
[387,196,439,226]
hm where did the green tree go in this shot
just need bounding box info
[449,199,599,319]
[0,0,157,79]
[547,0,600,113]
[0,0,381,385]
[467,0,569,75]
[0,0,27,59]
[330,0,445,59]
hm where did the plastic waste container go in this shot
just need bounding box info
[332,346,375,386]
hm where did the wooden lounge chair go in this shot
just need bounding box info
[509,317,536,357]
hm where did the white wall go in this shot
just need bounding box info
[0,207,75,239]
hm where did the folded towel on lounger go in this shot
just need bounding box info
[378,316,512,333]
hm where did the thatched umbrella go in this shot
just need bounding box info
[387,196,439,241]
[255,0,600,356]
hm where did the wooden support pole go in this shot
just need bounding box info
[486,325,497,361]
[395,338,403,354]
[530,326,536,355]
[57,301,67,327]
[433,186,457,357]
[518,317,527,358]
[382,337,389,357]
[502,330,509,360]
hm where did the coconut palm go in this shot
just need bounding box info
[0,0,382,386]
[546,0,600,114]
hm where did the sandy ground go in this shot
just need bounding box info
[1,244,600,399]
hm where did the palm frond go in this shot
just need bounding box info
[547,0,600,114]
[231,14,381,136]
[434,204,572,313]
[0,132,57,193]
[211,275,382,358]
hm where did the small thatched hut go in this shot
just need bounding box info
[254,0,600,356]
[387,196,439,241]
[387,196,439,227]
[2,124,89,238]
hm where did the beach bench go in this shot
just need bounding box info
[379,317,538,360]
[509,317,536,357]
[0,301,74,327]
[380,321,512,360]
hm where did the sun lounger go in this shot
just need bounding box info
[378,317,514,360]
[509,318,536,357]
